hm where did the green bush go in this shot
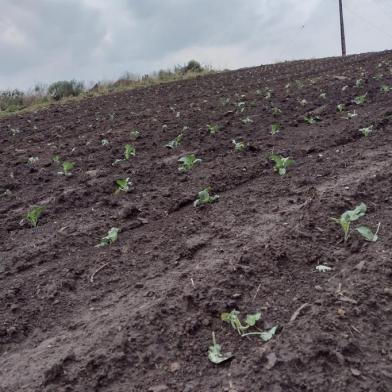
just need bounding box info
[0,89,25,111]
[182,60,204,74]
[47,80,84,100]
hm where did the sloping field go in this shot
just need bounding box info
[1,51,392,392]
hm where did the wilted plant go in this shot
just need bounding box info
[114,178,131,194]
[232,139,246,152]
[178,154,201,172]
[359,126,374,137]
[208,332,232,364]
[96,227,119,247]
[353,93,367,105]
[331,203,367,242]
[269,154,294,176]
[194,188,219,207]
[165,133,183,149]
[207,124,220,135]
[26,207,44,227]
[124,144,135,159]
[271,123,280,135]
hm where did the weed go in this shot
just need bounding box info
[207,124,220,135]
[178,154,201,172]
[269,154,294,176]
[165,134,183,149]
[359,126,374,137]
[96,227,120,247]
[115,178,131,194]
[194,188,219,207]
[331,203,367,242]
[208,332,233,364]
[26,207,44,227]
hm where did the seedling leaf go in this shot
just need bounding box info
[124,144,135,160]
[26,207,44,227]
[194,188,219,207]
[260,326,278,342]
[356,225,379,242]
[245,312,261,327]
[208,332,233,364]
[96,227,120,247]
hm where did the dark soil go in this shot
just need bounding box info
[1,51,392,392]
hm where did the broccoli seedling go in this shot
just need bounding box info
[319,92,327,99]
[221,310,261,335]
[194,188,219,207]
[114,178,131,194]
[26,207,44,227]
[271,106,282,116]
[356,223,380,242]
[271,123,280,135]
[304,115,321,125]
[269,154,294,176]
[27,157,39,165]
[207,124,220,135]
[124,144,135,160]
[208,332,233,364]
[232,139,246,152]
[52,155,60,164]
[359,126,374,137]
[165,134,183,149]
[96,227,120,247]
[241,116,253,125]
[331,203,367,242]
[353,93,367,105]
[101,139,109,146]
[336,104,345,112]
[380,84,391,93]
[355,79,364,88]
[60,161,75,176]
[235,101,246,113]
[130,130,140,140]
[178,154,201,172]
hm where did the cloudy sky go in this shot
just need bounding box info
[0,0,391,90]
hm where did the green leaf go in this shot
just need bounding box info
[208,333,233,364]
[115,178,131,193]
[341,203,367,222]
[245,312,261,327]
[194,188,219,207]
[96,227,120,247]
[356,226,378,242]
[124,144,135,160]
[62,161,75,175]
[260,326,278,342]
[26,207,44,227]
[165,134,183,149]
[178,154,201,172]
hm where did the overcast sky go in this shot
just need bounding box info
[0,0,391,90]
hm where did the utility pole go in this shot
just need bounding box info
[339,0,347,56]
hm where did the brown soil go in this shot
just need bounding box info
[1,51,392,392]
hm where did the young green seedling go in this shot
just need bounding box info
[232,139,246,152]
[304,115,321,125]
[355,79,364,88]
[345,110,358,119]
[235,102,246,113]
[336,104,345,112]
[356,223,380,242]
[26,207,44,228]
[271,106,281,116]
[241,116,253,125]
[271,123,280,135]
[114,178,131,194]
[60,161,75,176]
[359,126,374,137]
[207,124,220,135]
[27,157,39,165]
[353,93,367,105]
[331,203,367,242]
[380,84,391,93]
[101,139,109,146]
[178,154,201,172]
[165,134,183,149]
[269,154,295,176]
[96,227,120,247]
[52,155,60,164]
[124,144,135,160]
[194,188,219,207]
[208,332,233,364]
[221,310,261,335]
[130,129,140,140]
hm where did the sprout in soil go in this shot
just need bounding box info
[241,116,253,125]
[165,134,183,149]
[208,332,233,364]
[194,188,219,207]
[336,104,345,112]
[269,154,295,176]
[178,154,201,172]
[271,123,280,135]
[26,206,44,227]
[114,178,132,194]
[331,203,367,242]
[304,115,321,125]
[359,126,374,137]
[353,93,367,105]
[96,227,120,247]
[207,124,220,135]
[124,144,135,160]
[59,161,75,176]
[232,139,246,152]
